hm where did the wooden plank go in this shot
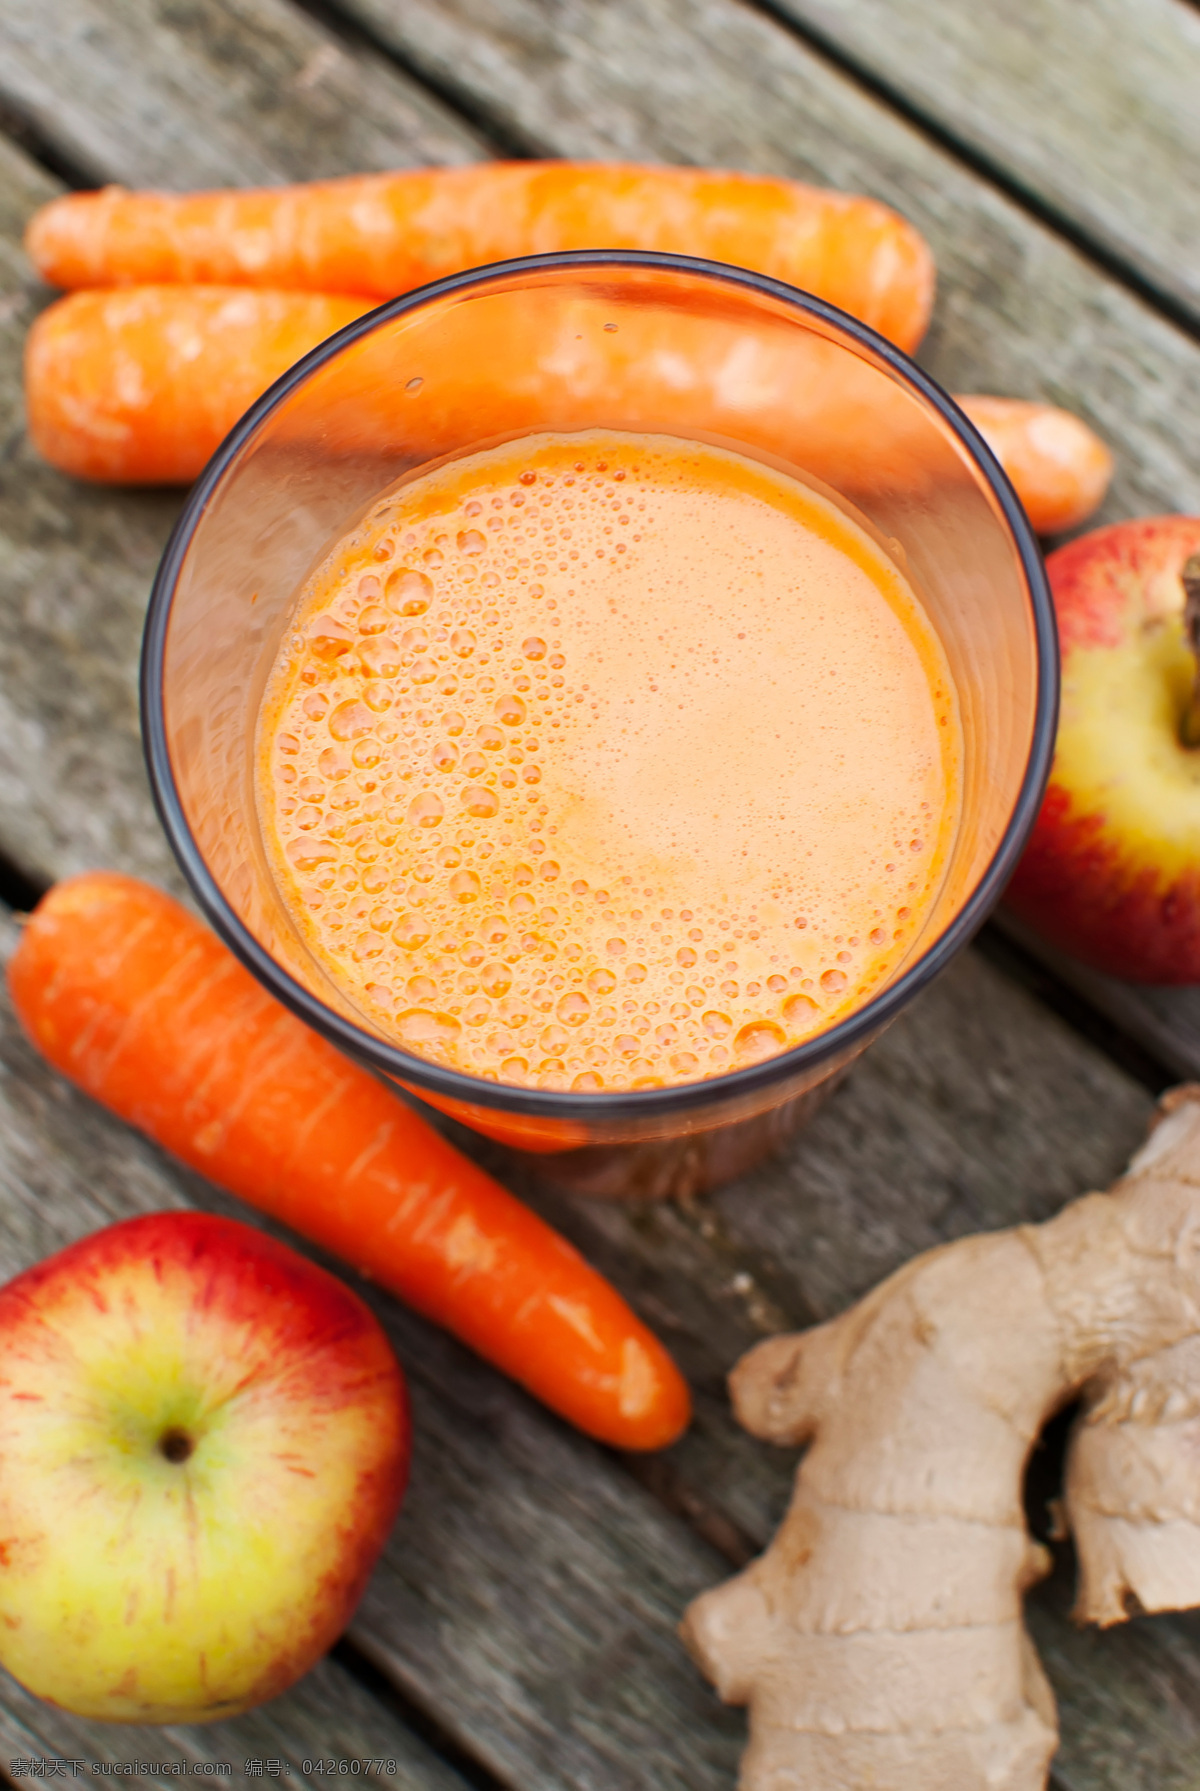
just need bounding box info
[0,0,485,189]
[0,1653,473,1789]
[765,0,1200,331]
[998,909,1200,1087]
[333,0,1200,529]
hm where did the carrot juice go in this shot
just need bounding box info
[256,431,961,1093]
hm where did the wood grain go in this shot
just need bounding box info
[0,1652,473,1788]
[767,0,1200,329]
[0,0,484,189]
[999,910,1200,1087]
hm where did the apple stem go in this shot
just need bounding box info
[1181,554,1200,749]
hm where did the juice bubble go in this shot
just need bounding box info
[395,1009,462,1048]
[406,792,445,828]
[522,637,547,660]
[463,786,500,818]
[820,968,848,994]
[457,529,487,555]
[480,962,511,997]
[352,739,381,769]
[358,606,389,635]
[386,568,433,615]
[495,694,527,727]
[556,991,591,1025]
[702,1010,731,1037]
[587,967,617,996]
[572,1071,604,1091]
[359,638,403,678]
[450,870,482,903]
[309,615,354,658]
[393,914,431,950]
[782,993,820,1024]
[328,700,375,742]
[451,629,477,657]
[286,838,335,873]
[735,1020,786,1061]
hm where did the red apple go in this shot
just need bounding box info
[0,1210,409,1723]
[1005,515,1200,982]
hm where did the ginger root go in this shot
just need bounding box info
[681,1087,1200,1790]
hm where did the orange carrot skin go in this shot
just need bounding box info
[25,162,935,354]
[7,872,691,1452]
[958,395,1114,534]
[25,282,1115,540]
[24,286,373,483]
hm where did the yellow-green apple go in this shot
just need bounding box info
[1005,515,1200,981]
[0,1210,409,1722]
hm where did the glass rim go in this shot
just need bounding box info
[142,248,1058,1125]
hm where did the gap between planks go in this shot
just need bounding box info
[736,0,1200,347]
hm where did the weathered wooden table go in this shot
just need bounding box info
[2,1,1200,1784]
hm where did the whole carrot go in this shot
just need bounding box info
[24,162,936,354]
[25,283,1114,530]
[7,871,691,1452]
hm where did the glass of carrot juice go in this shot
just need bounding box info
[143,253,1056,1199]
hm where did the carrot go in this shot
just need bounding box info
[23,286,374,484]
[25,283,1114,533]
[7,871,691,1452]
[957,395,1114,534]
[24,163,936,354]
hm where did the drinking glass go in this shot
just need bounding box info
[143,253,1056,1198]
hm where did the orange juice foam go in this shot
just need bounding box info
[258,431,961,1091]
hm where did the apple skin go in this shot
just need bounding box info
[1005,515,1200,982]
[0,1210,410,1723]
